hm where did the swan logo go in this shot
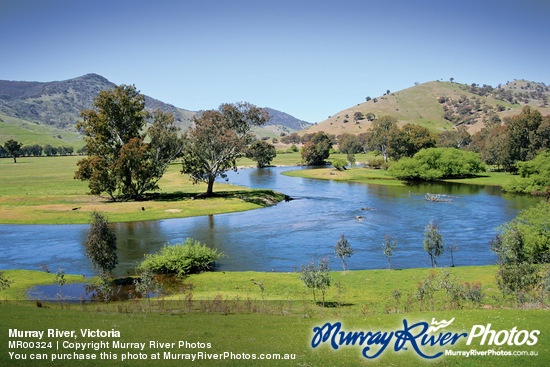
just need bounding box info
[427,318,455,333]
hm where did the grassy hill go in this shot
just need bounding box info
[304,80,550,136]
[0,113,84,148]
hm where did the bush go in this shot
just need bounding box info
[364,158,388,170]
[332,159,347,170]
[504,150,550,194]
[388,147,485,180]
[137,238,223,276]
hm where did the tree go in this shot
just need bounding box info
[504,150,550,194]
[366,115,396,162]
[382,234,397,270]
[299,257,332,306]
[437,127,472,149]
[3,139,23,163]
[490,202,550,302]
[506,106,545,162]
[491,202,550,264]
[75,85,183,201]
[388,147,485,180]
[388,123,436,160]
[301,131,332,165]
[246,140,276,168]
[353,112,364,124]
[84,212,118,276]
[334,234,354,271]
[43,144,57,156]
[424,220,444,268]
[181,102,270,196]
[338,134,363,155]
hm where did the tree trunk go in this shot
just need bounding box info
[206,176,215,197]
[13,156,17,164]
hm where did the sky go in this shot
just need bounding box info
[0,0,549,123]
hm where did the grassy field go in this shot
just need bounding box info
[283,166,516,187]
[0,114,84,149]
[0,156,285,224]
[0,267,548,366]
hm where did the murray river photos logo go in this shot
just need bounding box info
[310,318,540,359]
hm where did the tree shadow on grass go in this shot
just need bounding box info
[140,189,284,207]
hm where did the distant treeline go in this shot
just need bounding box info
[0,143,85,158]
[281,106,550,172]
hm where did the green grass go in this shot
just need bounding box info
[283,166,516,188]
[1,267,548,366]
[0,156,285,224]
[0,113,84,149]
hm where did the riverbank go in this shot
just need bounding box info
[282,166,516,187]
[1,266,548,366]
[0,156,286,225]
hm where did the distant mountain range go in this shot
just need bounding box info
[2,73,548,149]
[0,73,311,147]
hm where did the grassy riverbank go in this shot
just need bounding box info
[282,166,516,187]
[0,156,285,224]
[1,267,548,366]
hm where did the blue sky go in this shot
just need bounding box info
[0,0,548,122]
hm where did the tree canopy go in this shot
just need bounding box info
[491,201,550,264]
[181,102,270,196]
[301,131,332,165]
[246,140,276,168]
[75,85,183,201]
[3,139,23,163]
[84,212,118,276]
[365,115,396,162]
[504,149,550,195]
[388,147,486,180]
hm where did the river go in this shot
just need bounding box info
[0,166,539,275]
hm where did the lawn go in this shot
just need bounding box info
[0,266,548,366]
[283,166,516,187]
[0,156,285,224]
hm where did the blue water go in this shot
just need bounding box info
[0,167,539,275]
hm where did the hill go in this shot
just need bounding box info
[303,80,550,136]
[0,74,310,146]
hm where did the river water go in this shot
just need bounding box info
[0,167,539,275]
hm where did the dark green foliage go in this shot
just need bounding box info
[338,133,363,154]
[181,102,270,196]
[84,212,118,275]
[75,85,183,200]
[301,131,332,165]
[388,123,437,160]
[246,140,277,168]
[137,238,223,276]
[388,147,485,180]
[3,139,22,163]
[504,150,550,194]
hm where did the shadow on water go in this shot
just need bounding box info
[26,275,181,303]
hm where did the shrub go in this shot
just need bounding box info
[84,212,118,276]
[332,159,347,171]
[388,147,485,180]
[137,238,223,276]
[364,158,388,170]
